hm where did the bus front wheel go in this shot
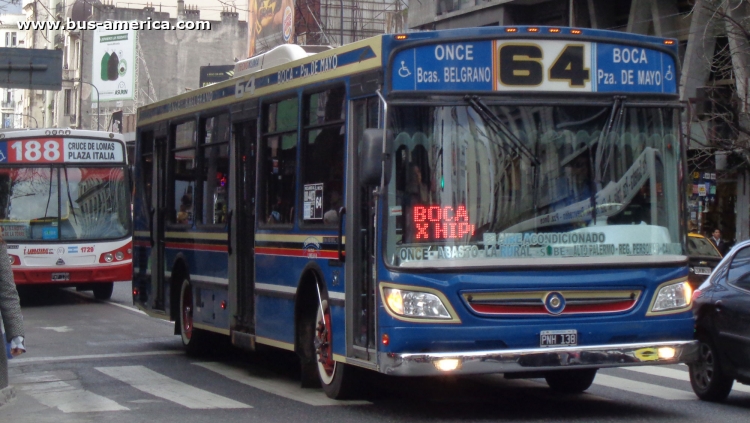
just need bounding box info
[544,368,597,393]
[179,279,207,355]
[310,299,357,399]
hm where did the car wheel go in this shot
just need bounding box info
[544,369,597,393]
[689,336,734,401]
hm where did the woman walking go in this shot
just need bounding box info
[1,238,25,391]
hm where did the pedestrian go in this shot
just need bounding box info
[1,236,26,391]
[710,228,729,256]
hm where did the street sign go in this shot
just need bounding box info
[0,48,63,90]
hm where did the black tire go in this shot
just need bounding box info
[544,368,597,393]
[689,336,734,402]
[92,282,114,300]
[179,279,208,356]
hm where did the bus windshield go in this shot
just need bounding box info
[0,166,131,241]
[386,104,683,267]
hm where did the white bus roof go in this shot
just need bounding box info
[0,128,125,142]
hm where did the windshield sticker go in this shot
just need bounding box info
[0,224,29,239]
[303,183,324,220]
[42,227,59,240]
[389,206,403,216]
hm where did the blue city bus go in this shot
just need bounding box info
[133,26,698,399]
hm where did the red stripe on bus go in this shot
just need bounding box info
[164,242,228,252]
[255,247,339,259]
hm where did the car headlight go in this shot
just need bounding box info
[383,287,452,319]
[651,281,692,312]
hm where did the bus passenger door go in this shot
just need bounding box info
[346,94,380,362]
[231,119,257,334]
[153,135,168,311]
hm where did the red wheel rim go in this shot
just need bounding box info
[182,286,193,340]
[316,306,335,376]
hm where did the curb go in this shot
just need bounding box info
[0,385,17,408]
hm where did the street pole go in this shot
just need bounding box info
[78,80,100,131]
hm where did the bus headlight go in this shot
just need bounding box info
[103,253,114,263]
[383,287,452,319]
[651,281,692,312]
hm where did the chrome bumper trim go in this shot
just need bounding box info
[379,340,699,376]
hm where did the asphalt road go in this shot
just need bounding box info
[3,282,750,422]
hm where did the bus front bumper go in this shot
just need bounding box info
[379,340,699,376]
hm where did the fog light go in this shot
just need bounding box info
[658,347,676,359]
[434,358,461,372]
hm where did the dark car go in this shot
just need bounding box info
[686,233,723,290]
[689,239,750,401]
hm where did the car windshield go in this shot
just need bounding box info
[687,236,722,258]
[385,103,683,267]
[0,166,131,241]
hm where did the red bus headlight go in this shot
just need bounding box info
[99,242,133,263]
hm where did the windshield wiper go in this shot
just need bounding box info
[588,95,626,224]
[465,95,540,166]
[63,167,78,225]
[43,169,54,219]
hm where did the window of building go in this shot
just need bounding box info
[64,89,72,116]
[5,32,17,47]
[173,120,196,225]
[199,114,230,225]
[261,97,298,225]
[300,86,346,225]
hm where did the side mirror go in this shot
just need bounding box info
[360,129,392,186]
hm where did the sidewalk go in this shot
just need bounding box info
[0,385,16,408]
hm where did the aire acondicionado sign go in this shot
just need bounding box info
[0,138,125,164]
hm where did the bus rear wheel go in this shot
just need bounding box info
[179,279,208,355]
[92,282,114,300]
[313,299,357,399]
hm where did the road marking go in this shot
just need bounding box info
[195,362,371,406]
[9,350,183,365]
[15,371,128,413]
[96,365,252,409]
[39,326,73,333]
[622,366,750,394]
[594,373,696,400]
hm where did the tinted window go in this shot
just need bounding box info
[726,246,750,290]
[261,97,298,225]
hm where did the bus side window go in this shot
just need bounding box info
[173,120,197,225]
[261,97,298,225]
[200,114,231,225]
[301,86,345,225]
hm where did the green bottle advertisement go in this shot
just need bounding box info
[107,51,120,81]
[100,51,110,81]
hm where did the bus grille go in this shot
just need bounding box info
[462,289,641,316]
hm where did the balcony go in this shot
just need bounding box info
[1,101,15,109]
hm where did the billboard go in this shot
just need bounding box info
[91,26,136,101]
[199,65,235,87]
[247,0,295,58]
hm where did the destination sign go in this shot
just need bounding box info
[391,40,676,94]
[0,138,125,164]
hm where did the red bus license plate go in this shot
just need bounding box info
[540,330,577,347]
